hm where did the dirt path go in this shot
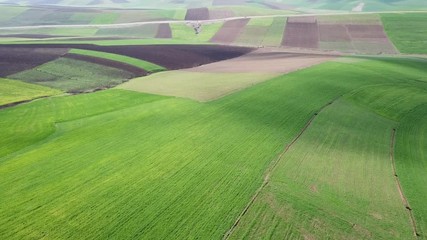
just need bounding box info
[222,98,340,240]
[390,129,420,238]
[0,11,426,31]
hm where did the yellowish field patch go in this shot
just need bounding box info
[117,71,276,101]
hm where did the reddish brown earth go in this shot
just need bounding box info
[0,47,68,76]
[282,17,319,49]
[185,8,210,21]
[155,23,172,38]
[210,19,250,43]
[0,44,253,70]
[318,24,351,42]
[64,53,148,76]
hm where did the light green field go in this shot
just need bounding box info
[8,58,134,92]
[381,13,427,54]
[0,78,61,106]
[1,56,426,240]
[69,49,166,72]
[91,13,119,24]
[118,71,277,101]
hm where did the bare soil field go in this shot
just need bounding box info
[0,47,68,76]
[64,53,147,76]
[187,48,336,73]
[210,19,250,44]
[282,17,319,49]
[318,24,351,42]
[0,44,253,70]
[155,23,172,38]
[119,49,335,101]
[185,8,210,21]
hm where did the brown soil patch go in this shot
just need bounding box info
[310,185,319,193]
[185,8,210,21]
[64,53,147,76]
[319,24,351,42]
[187,48,335,73]
[0,44,253,70]
[0,47,68,77]
[155,23,172,38]
[210,19,250,43]
[282,17,320,49]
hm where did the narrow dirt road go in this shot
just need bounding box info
[0,10,426,31]
[390,129,420,238]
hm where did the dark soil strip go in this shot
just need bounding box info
[0,34,66,39]
[0,47,68,76]
[155,23,172,39]
[390,129,420,238]
[185,7,210,21]
[222,98,339,240]
[0,44,254,70]
[282,17,320,49]
[64,53,148,76]
[210,19,250,44]
[0,95,49,111]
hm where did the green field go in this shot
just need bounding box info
[8,58,134,92]
[69,49,166,72]
[0,78,61,106]
[381,13,427,54]
[1,56,427,239]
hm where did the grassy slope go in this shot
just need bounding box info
[381,13,427,54]
[228,57,427,239]
[0,78,61,106]
[69,49,166,72]
[231,99,411,239]
[1,57,426,239]
[8,58,134,92]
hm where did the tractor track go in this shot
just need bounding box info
[390,128,420,238]
[222,97,339,240]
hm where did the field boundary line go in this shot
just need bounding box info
[390,128,420,238]
[222,97,340,240]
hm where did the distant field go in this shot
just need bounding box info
[1,56,426,239]
[0,78,61,106]
[381,13,427,54]
[8,58,134,92]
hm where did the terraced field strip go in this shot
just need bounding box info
[210,19,250,44]
[8,57,134,92]
[391,129,421,237]
[0,78,61,107]
[223,98,339,239]
[282,16,319,49]
[185,8,210,21]
[68,49,166,72]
